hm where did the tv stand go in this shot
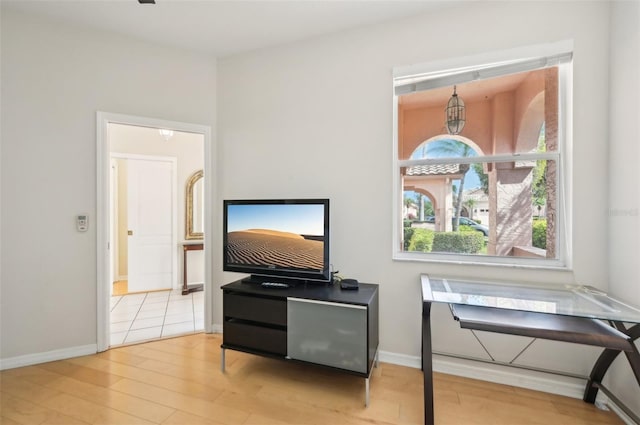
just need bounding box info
[221,278,379,406]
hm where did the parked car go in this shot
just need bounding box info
[454,217,489,236]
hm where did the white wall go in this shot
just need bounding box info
[607,0,640,416]
[0,8,216,360]
[218,0,613,383]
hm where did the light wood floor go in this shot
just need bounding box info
[0,333,623,425]
[112,280,128,296]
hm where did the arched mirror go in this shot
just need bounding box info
[185,170,204,240]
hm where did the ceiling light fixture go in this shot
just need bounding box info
[159,129,174,141]
[445,85,466,135]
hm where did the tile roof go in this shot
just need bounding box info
[405,163,462,176]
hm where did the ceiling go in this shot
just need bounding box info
[399,72,531,110]
[2,0,467,57]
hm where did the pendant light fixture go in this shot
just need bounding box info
[159,129,174,141]
[445,85,466,135]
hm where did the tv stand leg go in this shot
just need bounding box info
[365,377,370,407]
[221,347,226,373]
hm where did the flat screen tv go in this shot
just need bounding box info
[223,199,330,283]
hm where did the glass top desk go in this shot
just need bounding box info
[420,274,640,425]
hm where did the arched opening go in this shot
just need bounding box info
[405,136,487,231]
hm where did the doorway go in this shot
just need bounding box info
[97,112,212,351]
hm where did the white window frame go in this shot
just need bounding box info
[392,41,573,270]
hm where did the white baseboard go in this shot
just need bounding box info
[605,399,638,425]
[379,350,421,369]
[432,354,586,399]
[0,344,97,371]
[379,350,584,399]
[211,324,223,333]
[379,350,638,423]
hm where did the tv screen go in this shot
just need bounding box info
[223,199,330,283]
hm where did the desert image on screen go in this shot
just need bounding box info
[226,229,324,270]
[226,204,325,271]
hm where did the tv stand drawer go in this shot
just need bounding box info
[223,320,287,355]
[224,292,287,326]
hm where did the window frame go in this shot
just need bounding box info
[392,41,573,270]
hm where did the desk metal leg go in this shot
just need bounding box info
[221,347,226,373]
[422,301,434,425]
[584,323,640,403]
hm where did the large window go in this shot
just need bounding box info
[393,43,572,268]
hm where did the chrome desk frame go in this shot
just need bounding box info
[420,274,640,425]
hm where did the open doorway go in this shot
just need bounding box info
[97,113,212,351]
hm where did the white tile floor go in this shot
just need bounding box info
[110,289,204,346]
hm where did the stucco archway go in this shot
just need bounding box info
[516,91,545,153]
[412,134,485,159]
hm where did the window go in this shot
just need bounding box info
[393,42,572,268]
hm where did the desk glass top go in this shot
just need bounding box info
[421,274,640,323]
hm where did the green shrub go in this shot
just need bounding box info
[403,226,416,250]
[473,218,481,224]
[403,219,412,228]
[433,231,484,254]
[532,219,547,249]
[408,228,435,252]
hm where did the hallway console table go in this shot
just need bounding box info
[182,242,203,295]
[221,279,379,405]
[420,274,640,425]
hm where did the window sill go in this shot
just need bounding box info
[393,251,571,271]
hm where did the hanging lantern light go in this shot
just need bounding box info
[445,85,466,135]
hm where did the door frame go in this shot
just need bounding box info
[112,153,178,292]
[97,112,213,351]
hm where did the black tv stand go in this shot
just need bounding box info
[221,278,379,406]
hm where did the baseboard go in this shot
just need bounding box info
[211,324,223,333]
[379,350,584,399]
[379,350,421,369]
[605,398,638,425]
[0,344,97,371]
[432,353,586,399]
[380,349,638,423]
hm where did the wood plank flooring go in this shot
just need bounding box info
[112,280,128,296]
[0,333,623,424]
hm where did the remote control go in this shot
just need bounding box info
[261,282,289,288]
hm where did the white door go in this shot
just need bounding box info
[127,158,175,292]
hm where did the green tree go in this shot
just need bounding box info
[532,128,547,214]
[423,199,434,217]
[411,193,434,221]
[429,139,475,230]
[472,163,489,195]
[464,198,477,220]
[404,195,416,219]
[414,193,424,221]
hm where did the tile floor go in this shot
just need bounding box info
[110,289,204,346]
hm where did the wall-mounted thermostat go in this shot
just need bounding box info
[77,214,88,232]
